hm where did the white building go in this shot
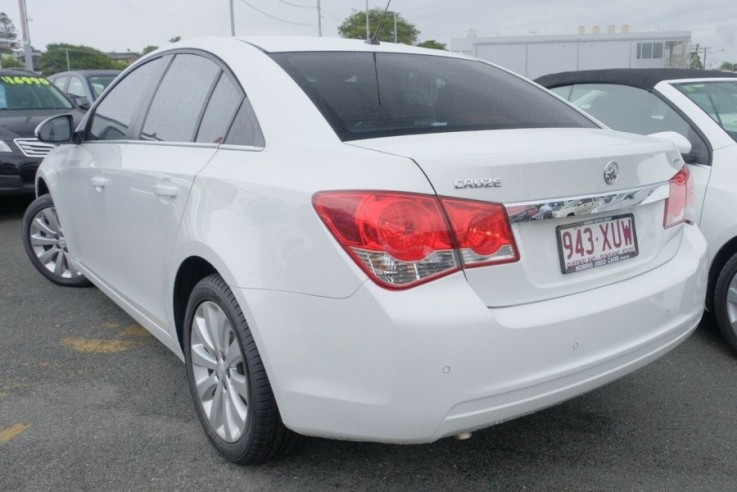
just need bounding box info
[451,27,691,79]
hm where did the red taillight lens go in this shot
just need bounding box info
[313,191,458,288]
[441,198,520,267]
[314,191,520,288]
[664,166,694,229]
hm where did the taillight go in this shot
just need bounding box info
[313,191,519,289]
[663,166,694,229]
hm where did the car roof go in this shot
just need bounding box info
[237,36,463,57]
[535,68,737,90]
[0,68,41,77]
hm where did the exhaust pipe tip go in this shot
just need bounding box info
[454,431,472,441]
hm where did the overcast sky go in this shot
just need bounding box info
[3,0,736,67]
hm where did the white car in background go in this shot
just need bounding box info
[23,38,707,464]
[537,69,737,351]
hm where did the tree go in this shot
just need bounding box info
[37,43,127,75]
[0,12,17,43]
[416,40,447,50]
[142,45,158,55]
[338,8,419,45]
[689,51,702,70]
[720,62,737,72]
[169,36,181,43]
[0,54,23,68]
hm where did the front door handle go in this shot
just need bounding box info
[154,184,179,198]
[91,176,108,189]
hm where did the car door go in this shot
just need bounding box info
[61,57,168,283]
[103,52,240,330]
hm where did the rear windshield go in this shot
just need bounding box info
[0,75,73,110]
[271,52,595,141]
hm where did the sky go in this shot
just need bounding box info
[2,0,736,67]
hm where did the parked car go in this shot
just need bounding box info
[48,69,121,110]
[0,69,84,195]
[24,38,707,464]
[536,68,737,351]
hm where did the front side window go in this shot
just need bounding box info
[0,75,72,110]
[88,75,116,98]
[553,83,709,164]
[88,57,167,141]
[676,81,737,142]
[67,77,86,98]
[141,54,220,142]
[271,52,595,141]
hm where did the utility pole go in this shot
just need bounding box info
[229,0,235,36]
[393,12,397,43]
[18,0,33,70]
[317,0,322,37]
[365,0,369,40]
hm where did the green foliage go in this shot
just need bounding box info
[720,62,737,72]
[0,54,23,68]
[416,40,447,50]
[142,45,158,55]
[689,51,702,70]
[0,12,17,42]
[38,43,126,75]
[338,8,419,44]
[169,36,181,43]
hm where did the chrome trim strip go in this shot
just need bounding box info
[505,182,670,223]
[217,144,265,152]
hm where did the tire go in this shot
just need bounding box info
[21,194,91,287]
[714,253,737,352]
[183,274,300,464]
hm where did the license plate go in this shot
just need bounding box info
[556,214,638,274]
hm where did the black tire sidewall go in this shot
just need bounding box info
[714,253,737,351]
[21,194,90,288]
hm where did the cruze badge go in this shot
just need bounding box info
[454,178,502,189]
[603,161,619,185]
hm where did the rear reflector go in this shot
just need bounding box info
[664,166,694,229]
[314,191,519,288]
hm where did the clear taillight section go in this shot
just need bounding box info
[664,166,694,229]
[314,191,519,289]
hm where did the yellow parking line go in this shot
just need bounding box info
[0,423,31,443]
[116,324,150,338]
[61,337,139,353]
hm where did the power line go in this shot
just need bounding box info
[277,0,313,9]
[237,0,313,25]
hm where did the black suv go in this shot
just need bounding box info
[0,69,85,195]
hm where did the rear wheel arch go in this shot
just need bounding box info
[173,256,218,351]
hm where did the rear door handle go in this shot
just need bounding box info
[154,184,179,198]
[91,176,108,189]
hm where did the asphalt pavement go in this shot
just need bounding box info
[2,195,737,491]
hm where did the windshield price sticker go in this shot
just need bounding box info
[556,214,638,274]
[1,76,50,86]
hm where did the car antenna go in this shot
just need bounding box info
[366,0,392,45]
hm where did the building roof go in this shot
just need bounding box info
[535,68,737,91]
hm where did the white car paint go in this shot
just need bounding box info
[35,37,707,444]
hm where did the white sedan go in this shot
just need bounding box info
[23,38,706,464]
[537,69,737,351]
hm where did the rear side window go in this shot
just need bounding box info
[88,58,167,141]
[141,54,220,142]
[196,73,243,144]
[270,52,595,141]
[67,77,86,98]
[554,83,710,164]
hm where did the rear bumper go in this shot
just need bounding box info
[236,225,707,443]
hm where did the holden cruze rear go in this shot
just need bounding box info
[228,44,707,444]
[27,37,707,464]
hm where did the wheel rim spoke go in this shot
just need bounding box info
[191,344,218,371]
[37,247,58,265]
[727,284,737,305]
[29,205,83,280]
[46,208,61,233]
[190,300,248,443]
[30,234,57,247]
[33,215,57,236]
[54,249,66,276]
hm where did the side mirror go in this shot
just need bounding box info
[35,114,75,144]
[648,131,692,156]
[71,96,91,110]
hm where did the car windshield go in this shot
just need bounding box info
[0,74,73,110]
[271,52,596,141]
[675,81,737,141]
[88,75,117,97]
